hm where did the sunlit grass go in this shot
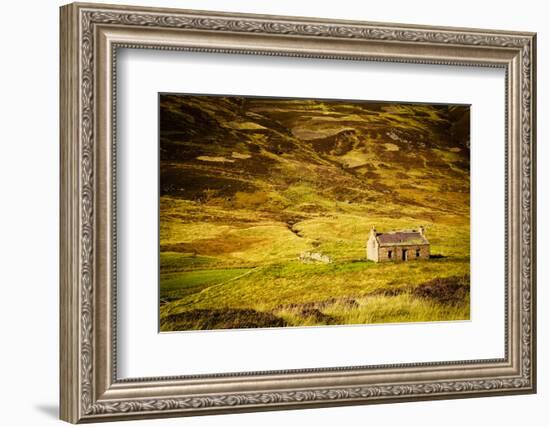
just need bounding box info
[326,293,469,325]
[160,267,252,301]
[160,258,469,316]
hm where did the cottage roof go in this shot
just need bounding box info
[375,230,429,247]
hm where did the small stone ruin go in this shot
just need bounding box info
[299,251,333,264]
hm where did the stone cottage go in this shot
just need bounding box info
[366,226,430,262]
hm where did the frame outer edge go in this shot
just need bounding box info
[59,2,537,422]
[67,1,536,37]
[528,33,537,393]
[60,3,81,424]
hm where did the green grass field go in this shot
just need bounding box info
[159,95,470,331]
[159,198,470,331]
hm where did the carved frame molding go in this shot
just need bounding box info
[60,2,536,423]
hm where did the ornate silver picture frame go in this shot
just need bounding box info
[60,2,536,423]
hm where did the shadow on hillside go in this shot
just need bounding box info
[429,254,447,259]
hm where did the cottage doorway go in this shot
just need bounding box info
[402,249,408,261]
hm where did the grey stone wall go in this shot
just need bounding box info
[377,244,429,262]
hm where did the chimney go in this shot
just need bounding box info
[370,226,376,238]
[419,225,425,236]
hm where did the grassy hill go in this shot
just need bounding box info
[158,94,470,331]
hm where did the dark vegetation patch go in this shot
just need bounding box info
[297,308,335,324]
[370,287,407,297]
[426,159,450,169]
[368,275,470,306]
[261,134,300,156]
[439,183,469,193]
[395,172,410,179]
[278,213,307,225]
[452,157,470,171]
[160,165,258,199]
[161,308,287,331]
[285,218,305,237]
[273,297,362,324]
[390,154,426,169]
[160,139,204,162]
[363,171,381,179]
[368,181,394,194]
[441,167,467,179]
[412,275,470,305]
[160,102,217,136]
[231,153,278,176]
[244,116,293,136]
[449,106,471,147]
[294,129,360,157]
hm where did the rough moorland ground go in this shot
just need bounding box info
[158,95,470,331]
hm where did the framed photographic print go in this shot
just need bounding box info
[60,2,537,423]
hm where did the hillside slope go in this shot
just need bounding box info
[160,95,469,217]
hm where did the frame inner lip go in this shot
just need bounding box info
[110,42,511,383]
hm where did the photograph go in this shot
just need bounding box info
[158,94,471,332]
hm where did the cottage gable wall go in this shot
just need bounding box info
[366,234,379,262]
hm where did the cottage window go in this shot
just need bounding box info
[388,250,392,259]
